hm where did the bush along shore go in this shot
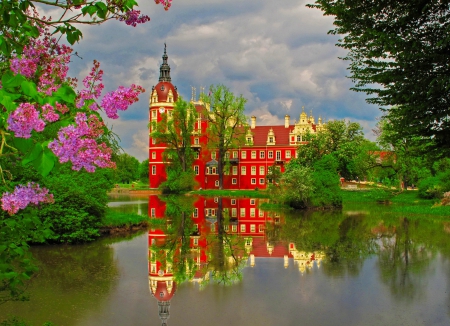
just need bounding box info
[100,210,150,235]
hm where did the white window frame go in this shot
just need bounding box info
[276,150,281,160]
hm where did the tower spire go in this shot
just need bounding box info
[159,43,171,82]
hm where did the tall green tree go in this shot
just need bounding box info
[150,97,197,192]
[200,84,248,189]
[139,159,149,184]
[374,115,433,189]
[113,153,140,184]
[308,0,450,152]
[298,120,371,180]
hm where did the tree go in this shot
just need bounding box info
[139,159,149,183]
[297,119,370,180]
[150,96,197,192]
[308,0,450,152]
[0,0,172,303]
[374,115,434,190]
[199,85,248,189]
[0,0,171,56]
[113,153,140,184]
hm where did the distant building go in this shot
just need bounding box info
[149,46,325,189]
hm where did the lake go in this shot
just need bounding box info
[1,194,449,326]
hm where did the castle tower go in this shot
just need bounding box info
[149,45,179,188]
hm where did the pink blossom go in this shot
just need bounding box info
[49,113,116,172]
[100,84,145,119]
[7,103,45,138]
[77,60,104,108]
[154,0,172,10]
[41,104,60,122]
[119,10,150,26]
[1,183,54,215]
[10,58,37,78]
[10,34,72,95]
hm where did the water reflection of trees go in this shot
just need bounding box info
[377,217,434,301]
[151,194,450,303]
[279,209,378,277]
[201,197,247,286]
[150,196,247,287]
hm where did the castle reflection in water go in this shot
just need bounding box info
[148,195,325,325]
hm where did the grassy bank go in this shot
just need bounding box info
[101,209,149,233]
[342,189,450,217]
[113,181,150,190]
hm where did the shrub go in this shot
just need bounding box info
[35,166,113,243]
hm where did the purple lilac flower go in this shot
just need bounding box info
[41,104,60,122]
[1,183,54,215]
[100,84,145,119]
[120,10,150,27]
[7,103,45,138]
[49,113,116,172]
[77,60,104,108]
[154,0,172,10]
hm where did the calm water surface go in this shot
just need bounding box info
[1,195,449,326]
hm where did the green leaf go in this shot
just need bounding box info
[95,2,108,19]
[0,93,19,112]
[13,137,34,154]
[21,80,38,99]
[2,72,26,89]
[82,5,98,17]
[33,148,56,177]
[22,143,43,166]
[53,85,76,104]
[124,0,138,10]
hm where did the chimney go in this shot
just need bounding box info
[285,115,290,128]
[251,116,256,129]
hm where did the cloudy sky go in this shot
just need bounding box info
[43,0,381,161]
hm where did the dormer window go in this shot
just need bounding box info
[266,128,276,145]
[246,129,253,145]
